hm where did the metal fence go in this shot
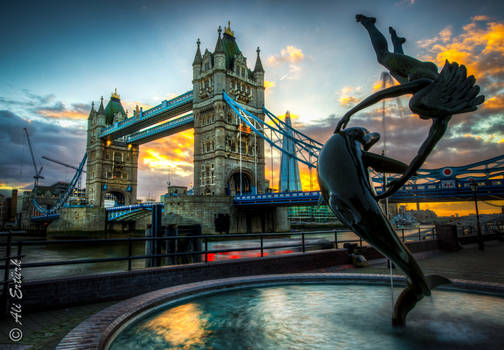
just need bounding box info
[0,227,436,284]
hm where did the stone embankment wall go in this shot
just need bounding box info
[21,239,439,312]
[164,195,289,233]
[47,207,105,236]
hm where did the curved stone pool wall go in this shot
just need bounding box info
[55,273,504,350]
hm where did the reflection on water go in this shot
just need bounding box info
[109,284,504,350]
[140,303,209,348]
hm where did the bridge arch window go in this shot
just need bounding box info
[106,152,110,160]
[114,152,122,162]
[113,171,121,179]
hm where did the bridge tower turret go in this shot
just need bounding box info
[192,22,266,196]
[86,90,138,207]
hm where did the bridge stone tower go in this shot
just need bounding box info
[86,90,139,207]
[191,22,266,196]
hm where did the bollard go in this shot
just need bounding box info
[127,236,132,271]
[302,232,305,253]
[204,240,208,263]
[334,230,338,249]
[260,236,264,257]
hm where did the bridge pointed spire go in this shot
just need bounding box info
[254,46,264,73]
[98,96,105,114]
[88,101,96,118]
[214,26,224,54]
[193,38,202,66]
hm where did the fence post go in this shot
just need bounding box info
[302,232,305,253]
[205,240,208,263]
[334,230,338,249]
[418,227,421,241]
[2,231,12,315]
[17,241,23,260]
[260,235,264,257]
[359,237,362,248]
[128,236,132,271]
[401,229,405,242]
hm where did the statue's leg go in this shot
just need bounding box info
[389,26,406,54]
[356,14,390,65]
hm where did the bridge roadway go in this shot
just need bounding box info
[126,113,194,145]
[233,178,504,206]
[99,91,193,141]
[34,178,504,223]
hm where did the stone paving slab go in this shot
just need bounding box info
[0,302,115,350]
[317,241,504,284]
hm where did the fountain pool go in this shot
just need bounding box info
[105,278,504,350]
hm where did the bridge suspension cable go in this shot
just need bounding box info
[32,153,87,215]
[223,91,321,169]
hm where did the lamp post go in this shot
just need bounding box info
[470,180,484,251]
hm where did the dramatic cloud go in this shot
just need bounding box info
[267,46,304,65]
[137,129,195,199]
[339,86,362,107]
[0,90,90,125]
[417,17,504,81]
[266,45,304,81]
[264,80,276,96]
[0,110,86,191]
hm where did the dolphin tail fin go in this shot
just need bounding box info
[393,275,452,327]
[426,274,451,290]
[393,283,419,327]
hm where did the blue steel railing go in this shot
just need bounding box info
[234,178,504,205]
[234,191,321,205]
[106,202,163,221]
[100,90,193,138]
[126,113,194,144]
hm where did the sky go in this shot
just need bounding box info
[1,0,503,216]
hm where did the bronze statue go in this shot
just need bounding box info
[336,14,485,198]
[318,15,485,326]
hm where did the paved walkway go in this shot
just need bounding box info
[0,240,502,350]
[312,240,504,284]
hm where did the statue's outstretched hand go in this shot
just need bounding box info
[409,60,485,118]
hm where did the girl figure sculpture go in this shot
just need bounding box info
[336,15,485,198]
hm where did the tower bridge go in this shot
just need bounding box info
[29,22,504,235]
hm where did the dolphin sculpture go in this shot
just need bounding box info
[317,127,450,327]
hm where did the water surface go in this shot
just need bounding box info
[109,284,504,350]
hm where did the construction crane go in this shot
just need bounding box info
[41,156,87,173]
[42,155,86,191]
[24,128,44,187]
